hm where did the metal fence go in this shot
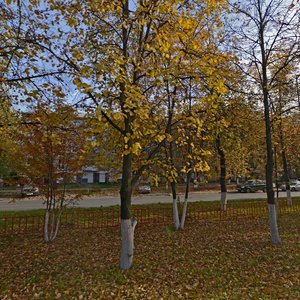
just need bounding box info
[1,200,299,236]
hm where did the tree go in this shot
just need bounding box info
[213,91,266,210]
[18,103,87,242]
[158,77,213,230]
[37,0,228,268]
[0,90,23,181]
[270,60,300,205]
[229,0,300,245]
[148,3,230,229]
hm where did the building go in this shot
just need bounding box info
[78,166,109,184]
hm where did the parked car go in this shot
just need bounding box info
[237,180,266,193]
[280,180,300,191]
[21,185,39,197]
[137,184,151,194]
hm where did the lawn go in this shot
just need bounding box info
[0,212,299,299]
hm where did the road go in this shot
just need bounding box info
[0,190,298,211]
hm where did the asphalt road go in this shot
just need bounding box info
[0,190,298,211]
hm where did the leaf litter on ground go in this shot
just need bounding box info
[0,212,299,299]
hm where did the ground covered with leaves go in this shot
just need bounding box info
[1,212,299,299]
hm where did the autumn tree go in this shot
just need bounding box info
[211,80,267,210]
[0,1,22,86]
[202,65,242,211]
[156,77,213,230]
[18,103,87,242]
[149,3,229,228]
[270,60,300,205]
[228,0,300,245]
[0,0,228,268]
[280,113,300,177]
[0,90,23,181]
[27,0,230,269]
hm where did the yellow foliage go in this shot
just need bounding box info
[131,142,142,155]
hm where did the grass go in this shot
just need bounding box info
[0,211,299,299]
[1,197,299,218]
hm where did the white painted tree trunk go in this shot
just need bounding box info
[44,210,50,243]
[220,192,227,211]
[173,197,180,230]
[180,198,188,229]
[51,210,62,241]
[120,218,137,270]
[268,204,282,245]
[44,210,62,243]
[50,210,56,239]
[286,190,292,206]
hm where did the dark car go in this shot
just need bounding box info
[237,180,266,193]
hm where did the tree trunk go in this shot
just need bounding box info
[180,169,191,229]
[286,189,292,206]
[216,135,227,211]
[220,192,227,211]
[282,150,292,206]
[166,81,179,230]
[120,138,136,269]
[268,204,281,245]
[119,0,136,268]
[180,78,193,229]
[44,208,62,243]
[263,95,281,244]
[120,218,137,270]
[259,16,281,245]
[50,203,56,239]
[278,87,292,206]
[44,210,50,243]
[279,125,292,206]
[51,209,62,241]
[180,198,188,229]
[171,181,180,230]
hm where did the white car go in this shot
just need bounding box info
[280,180,300,191]
[21,185,39,197]
[137,184,151,194]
